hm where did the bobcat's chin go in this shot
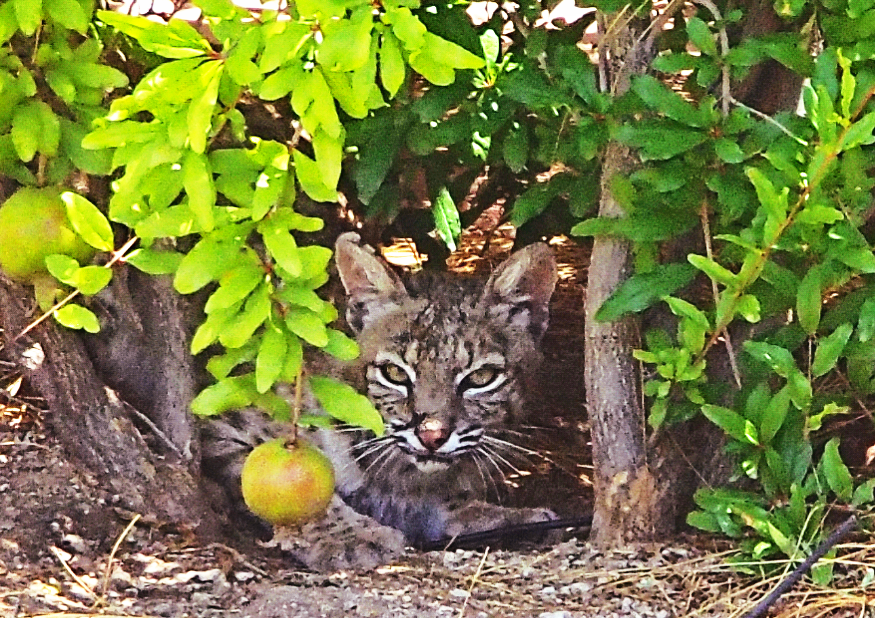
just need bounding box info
[410,457,453,473]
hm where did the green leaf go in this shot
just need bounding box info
[219,284,271,349]
[852,478,875,507]
[614,120,708,161]
[432,187,461,251]
[760,386,790,444]
[503,124,529,173]
[840,112,875,151]
[744,341,797,378]
[125,248,184,274]
[422,32,485,70]
[293,150,338,202]
[312,130,343,190]
[207,341,258,380]
[387,6,426,50]
[687,510,722,533]
[191,302,243,354]
[318,8,373,71]
[308,375,384,436]
[795,205,843,226]
[82,121,161,149]
[736,295,761,323]
[71,266,113,296]
[14,0,42,36]
[323,329,359,361]
[61,192,115,252]
[714,138,745,163]
[281,333,304,381]
[687,16,718,57]
[174,235,244,294]
[285,307,328,347]
[45,0,88,32]
[0,2,16,44]
[797,268,822,336]
[702,404,760,445]
[11,103,41,162]
[746,168,789,226]
[204,262,264,313]
[632,75,705,127]
[98,11,211,58]
[256,325,288,394]
[260,218,302,276]
[54,304,100,333]
[595,263,696,321]
[858,297,875,343]
[45,254,80,284]
[259,65,303,101]
[379,31,405,98]
[811,323,853,378]
[822,437,853,501]
[187,61,223,154]
[408,47,455,86]
[135,204,199,239]
[687,254,737,287]
[190,375,257,416]
[183,151,216,232]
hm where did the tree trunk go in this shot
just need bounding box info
[0,272,221,536]
[585,3,810,545]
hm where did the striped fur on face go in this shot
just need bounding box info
[334,234,557,472]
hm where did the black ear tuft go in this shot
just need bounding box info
[335,233,408,333]
[480,243,557,340]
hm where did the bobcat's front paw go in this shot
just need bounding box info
[443,501,558,541]
[268,496,406,572]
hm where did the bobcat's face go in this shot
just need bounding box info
[360,303,527,469]
[334,233,557,476]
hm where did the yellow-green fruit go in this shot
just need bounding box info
[0,187,96,283]
[241,437,335,526]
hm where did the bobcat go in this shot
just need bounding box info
[202,232,559,570]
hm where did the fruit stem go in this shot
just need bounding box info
[290,365,304,445]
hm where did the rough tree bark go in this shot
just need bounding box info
[585,2,810,545]
[0,270,222,536]
[585,11,667,545]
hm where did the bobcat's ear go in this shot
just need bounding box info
[481,242,557,341]
[335,232,408,333]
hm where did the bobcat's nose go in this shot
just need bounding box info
[415,418,450,452]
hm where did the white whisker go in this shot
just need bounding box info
[476,445,508,483]
[480,443,526,475]
[470,451,501,500]
[351,434,393,452]
[362,445,397,480]
[353,439,393,463]
[482,435,541,457]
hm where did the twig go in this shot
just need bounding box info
[740,515,858,618]
[729,96,809,145]
[691,0,731,116]
[121,399,185,459]
[457,547,490,618]
[50,545,97,599]
[13,235,140,342]
[699,200,742,389]
[99,513,142,601]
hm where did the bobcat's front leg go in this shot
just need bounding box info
[442,500,558,541]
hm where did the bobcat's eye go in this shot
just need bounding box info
[379,362,410,385]
[459,365,503,393]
